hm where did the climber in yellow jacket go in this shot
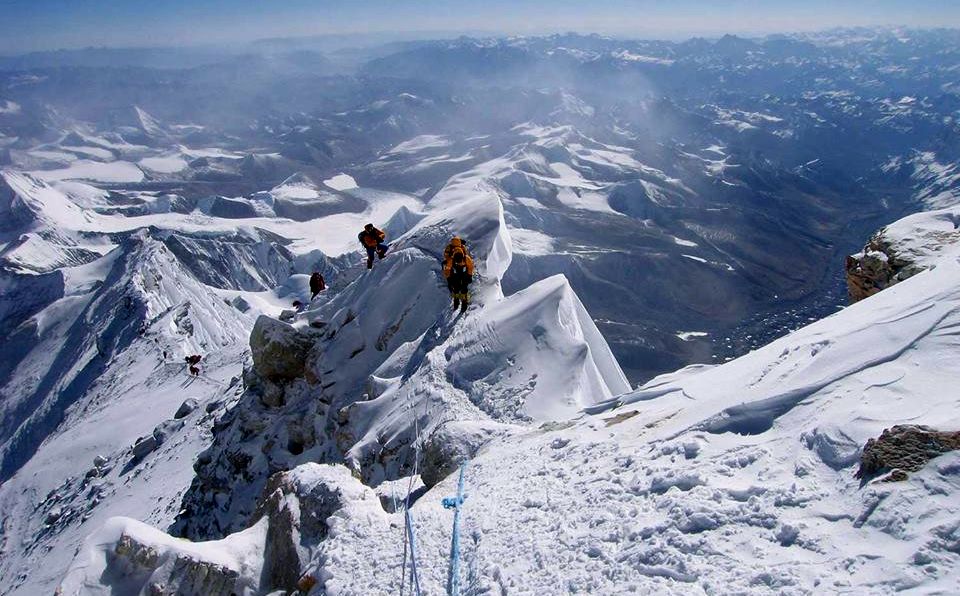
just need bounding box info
[358,223,389,269]
[443,237,474,312]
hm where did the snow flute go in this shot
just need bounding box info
[442,462,468,596]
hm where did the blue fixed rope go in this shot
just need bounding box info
[442,462,468,596]
[405,508,423,596]
[400,411,424,596]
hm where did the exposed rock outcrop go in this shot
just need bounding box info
[58,517,265,596]
[59,465,374,595]
[251,463,374,593]
[846,206,960,303]
[111,533,241,596]
[856,425,960,482]
[845,234,921,303]
[249,315,313,381]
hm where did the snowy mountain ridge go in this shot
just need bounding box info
[50,202,960,595]
[173,193,631,542]
[0,158,635,593]
[1,27,959,594]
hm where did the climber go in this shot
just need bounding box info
[183,354,202,376]
[309,271,326,299]
[358,223,388,269]
[443,236,474,312]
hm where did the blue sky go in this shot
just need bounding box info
[1,0,958,54]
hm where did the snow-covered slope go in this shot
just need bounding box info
[58,201,960,595]
[172,194,629,543]
[314,209,960,594]
[0,230,257,594]
[0,166,329,594]
[4,28,960,595]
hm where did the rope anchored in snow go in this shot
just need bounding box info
[399,405,424,596]
[404,508,423,596]
[442,462,468,596]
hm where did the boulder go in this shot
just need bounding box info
[131,435,158,461]
[856,425,960,482]
[231,295,251,313]
[174,398,199,419]
[153,419,184,445]
[249,315,313,381]
[421,421,510,487]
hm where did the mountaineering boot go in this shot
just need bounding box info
[460,297,469,313]
[377,246,388,259]
[452,297,460,311]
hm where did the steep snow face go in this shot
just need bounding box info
[438,274,630,420]
[133,106,168,140]
[0,229,262,595]
[160,228,297,291]
[0,230,253,478]
[1,231,106,274]
[1,170,91,228]
[0,171,114,273]
[342,272,631,485]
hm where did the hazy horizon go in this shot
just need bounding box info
[2,0,959,55]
